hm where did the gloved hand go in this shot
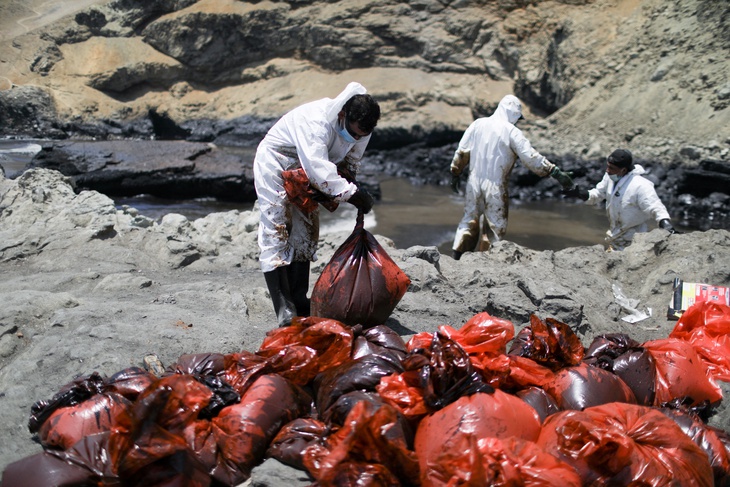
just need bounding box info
[347,186,374,214]
[550,167,575,190]
[562,185,589,201]
[450,174,461,194]
[659,219,676,234]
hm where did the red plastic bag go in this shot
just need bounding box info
[39,392,131,450]
[661,407,730,485]
[267,418,329,470]
[210,374,311,485]
[415,389,542,484]
[536,403,714,486]
[257,316,354,385]
[439,312,516,356]
[584,334,657,406]
[302,400,420,486]
[221,350,273,396]
[542,362,637,410]
[376,371,430,421]
[419,435,582,487]
[282,168,339,213]
[474,353,555,390]
[108,374,214,486]
[311,213,410,328]
[643,338,723,407]
[508,314,585,369]
[2,432,118,487]
[670,301,730,381]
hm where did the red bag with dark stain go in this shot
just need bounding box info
[642,337,723,407]
[669,301,730,381]
[267,418,329,470]
[302,400,420,486]
[38,392,131,450]
[108,374,213,483]
[105,367,156,401]
[536,403,714,486]
[352,324,409,363]
[1,432,120,487]
[257,316,354,385]
[311,213,410,328]
[420,435,582,487]
[314,354,403,417]
[282,168,339,213]
[415,390,542,485]
[210,374,312,485]
[28,371,106,434]
[221,350,273,397]
[516,386,561,423]
[508,314,585,370]
[584,333,657,406]
[542,362,637,410]
[661,407,730,485]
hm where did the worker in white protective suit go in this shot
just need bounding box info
[253,82,380,327]
[449,94,574,259]
[563,148,675,250]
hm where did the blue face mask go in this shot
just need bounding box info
[608,173,621,183]
[337,119,357,144]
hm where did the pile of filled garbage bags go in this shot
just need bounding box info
[3,300,730,486]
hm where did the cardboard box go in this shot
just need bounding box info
[667,278,730,320]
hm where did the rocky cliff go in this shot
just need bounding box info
[1,0,728,163]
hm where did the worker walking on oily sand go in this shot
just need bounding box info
[563,148,676,250]
[449,94,574,260]
[253,82,380,327]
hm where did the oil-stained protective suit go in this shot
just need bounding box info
[585,164,670,250]
[254,82,371,273]
[451,95,556,253]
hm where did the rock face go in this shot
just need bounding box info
[1,166,730,479]
[0,0,728,164]
[28,139,258,200]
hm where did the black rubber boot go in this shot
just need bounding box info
[263,267,296,327]
[288,261,311,317]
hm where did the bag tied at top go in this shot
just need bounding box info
[311,213,410,328]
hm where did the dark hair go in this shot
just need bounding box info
[343,94,380,133]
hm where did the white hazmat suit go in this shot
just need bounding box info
[254,82,371,272]
[585,164,671,250]
[451,95,556,254]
